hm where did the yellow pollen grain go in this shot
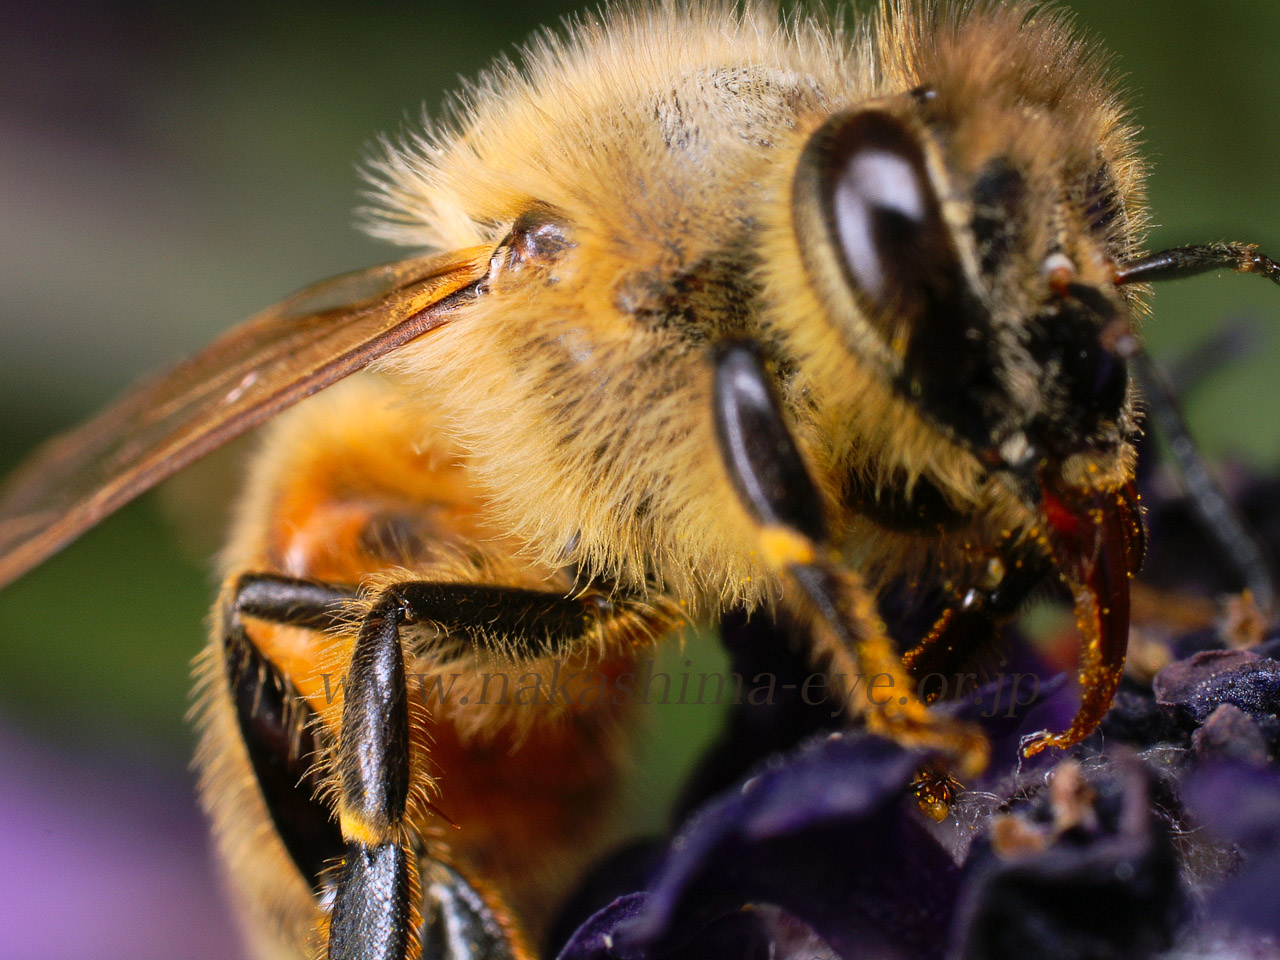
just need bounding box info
[339,812,386,847]
[759,525,816,569]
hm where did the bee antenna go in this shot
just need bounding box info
[1114,242,1280,288]
[1130,346,1277,616]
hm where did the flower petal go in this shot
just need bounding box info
[620,733,959,960]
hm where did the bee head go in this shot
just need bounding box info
[791,92,1142,508]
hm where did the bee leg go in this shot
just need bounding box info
[327,591,417,960]
[232,571,358,630]
[220,576,354,891]
[222,573,417,960]
[421,860,522,960]
[233,571,660,959]
[1129,347,1276,614]
[355,581,638,661]
[712,340,987,774]
[326,579,659,960]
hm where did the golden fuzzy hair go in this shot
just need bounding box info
[360,0,1145,606]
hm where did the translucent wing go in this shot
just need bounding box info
[0,246,490,589]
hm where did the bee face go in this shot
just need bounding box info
[792,72,1141,503]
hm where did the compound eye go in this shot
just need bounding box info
[807,110,960,345]
[828,113,936,305]
[795,109,1005,454]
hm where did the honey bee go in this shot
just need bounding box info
[2,2,1278,958]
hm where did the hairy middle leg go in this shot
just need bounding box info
[194,376,679,959]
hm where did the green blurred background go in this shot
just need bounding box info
[1,1,1278,955]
